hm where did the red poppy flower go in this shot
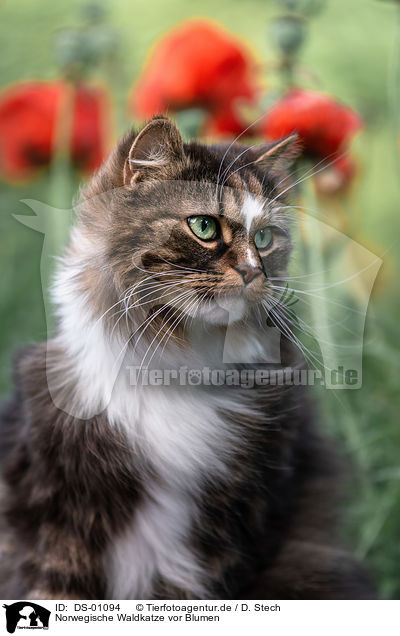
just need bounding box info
[261,89,362,158]
[202,104,251,139]
[131,19,258,122]
[0,81,110,181]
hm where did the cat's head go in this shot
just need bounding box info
[67,116,299,340]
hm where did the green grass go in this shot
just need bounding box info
[0,0,399,598]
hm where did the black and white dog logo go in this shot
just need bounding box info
[3,602,50,633]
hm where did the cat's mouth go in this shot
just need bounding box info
[212,279,266,304]
[135,276,266,328]
[183,289,256,326]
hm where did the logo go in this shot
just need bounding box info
[3,603,50,633]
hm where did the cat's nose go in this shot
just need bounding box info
[233,263,263,285]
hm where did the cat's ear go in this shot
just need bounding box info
[123,117,184,187]
[254,134,301,176]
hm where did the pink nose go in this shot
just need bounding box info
[233,264,263,285]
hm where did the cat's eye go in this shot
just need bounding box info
[254,227,273,250]
[187,216,218,241]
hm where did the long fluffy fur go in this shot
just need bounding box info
[0,118,374,599]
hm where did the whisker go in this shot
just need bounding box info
[114,276,211,322]
[268,284,366,317]
[136,290,198,373]
[269,270,332,282]
[110,279,198,335]
[150,255,209,274]
[145,290,205,368]
[215,112,268,200]
[113,288,195,371]
[219,158,259,200]
[218,143,260,198]
[262,300,330,372]
[267,294,352,349]
[268,150,350,206]
[268,150,347,201]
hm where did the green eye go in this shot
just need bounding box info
[187,216,217,241]
[254,227,273,250]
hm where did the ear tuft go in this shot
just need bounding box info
[123,117,184,187]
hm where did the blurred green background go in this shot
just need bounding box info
[0,0,399,598]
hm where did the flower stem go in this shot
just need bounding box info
[44,83,77,332]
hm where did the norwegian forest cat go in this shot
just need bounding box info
[0,117,373,599]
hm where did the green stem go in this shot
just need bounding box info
[301,175,339,382]
[44,83,77,333]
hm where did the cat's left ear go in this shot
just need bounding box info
[123,117,184,187]
[253,134,301,176]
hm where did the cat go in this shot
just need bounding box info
[0,116,374,599]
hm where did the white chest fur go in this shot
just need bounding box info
[104,383,243,599]
[54,260,266,598]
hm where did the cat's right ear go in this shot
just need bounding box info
[123,117,184,187]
